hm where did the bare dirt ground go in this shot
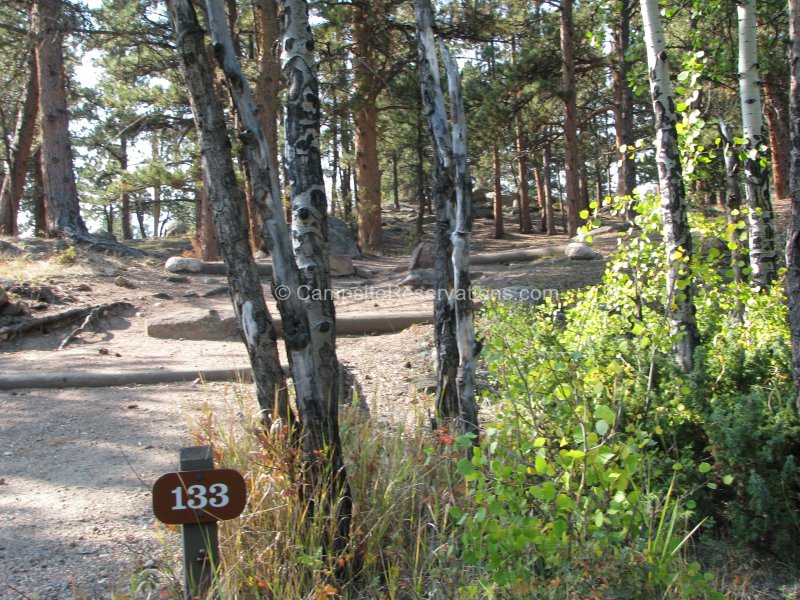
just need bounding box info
[0,209,617,599]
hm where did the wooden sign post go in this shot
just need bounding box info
[152,445,247,599]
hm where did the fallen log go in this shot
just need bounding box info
[0,367,254,390]
[146,309,433,340]
[0,302,133,341]
[470,245,567,265]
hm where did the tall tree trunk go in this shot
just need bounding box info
[391,153,400,210]
[613,0,636,199]
[416,108,427,238]
[31,145,46,236]
[641,0,699,373]
[787,0,800,412]
[515,117,532,233]
[35,0,90,243]
[738,0,777,289]
[719,119,744,283]
[253,0,280,252]
[492,144,504,238]
[352,3,382,254]
[120,135,133,240]
[151,134,161,237]
[764,77,791,201]
[534,159,546,232]
[279,0,351,546]
[414,0,459,426]
[561,0,582,238]
[441,39,479,437]
[0,52,38,236]
[202,0,351,546]
[169,0,288,427]
[543,145,557,236]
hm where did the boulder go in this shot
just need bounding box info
[165,256,203,273]
[164,221,190,237]
[328,216,361,258]
[146,309,240,340]
[330,255,355,277]
[399,269,436,290]
[473,206,495,219]
[565,242,600,260]
[409,241,435,270]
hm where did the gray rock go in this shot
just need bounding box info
[409,241,435,270]
[165,256,203,273]
[164,221,189,237]
[473,206,495,219]
[0,240,22,257]
[400,269,436,290]
[330,255,355,277]
[565,242,600,260]
[146,309,240,340]
[328,216,361,258]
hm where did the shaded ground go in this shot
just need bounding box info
[0,207,618,598]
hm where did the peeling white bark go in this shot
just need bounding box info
[204,0,327,436]
[738,0,777,289]
[415,0,479,436]
[641,0,699,372]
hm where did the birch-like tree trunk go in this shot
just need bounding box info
[786,0,800,412]
[719,119,745,283]
[280,0,350,523]
[202,0,351,544]
[415,0,480,437]
[168,0,288,423]
[0,52,38,236]
[641,0,699,373]
[738,0,777,289]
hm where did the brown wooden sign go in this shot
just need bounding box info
[152,468,247,524]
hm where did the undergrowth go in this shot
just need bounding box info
[159,194,799,599]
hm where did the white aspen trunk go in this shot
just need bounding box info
[280,0,351,546]
[169,0,288,420]
[640,0,699,373]
[414,0,479,437]
[414,0,459,423]
[786,0,800,412]
[440,40,479,437]
[738,0,777,289]
[204,0,327,435]
[204,0,351,546]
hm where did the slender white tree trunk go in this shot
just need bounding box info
[786,0,800,412]
[641,0,699,373]
[738,0,777,289]
[414,0,479,437]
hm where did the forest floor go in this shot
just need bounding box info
[0,206,624,599]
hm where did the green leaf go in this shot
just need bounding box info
[457,458,476,477]
[723,474,734,485]
[698,462,712,474]
[595,419,609,436]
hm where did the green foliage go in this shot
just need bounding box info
[452,195,799,596]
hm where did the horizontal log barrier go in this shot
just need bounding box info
[0,367,255,390]
[469,245,567,265]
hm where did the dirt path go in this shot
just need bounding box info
[0,217,615,598]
